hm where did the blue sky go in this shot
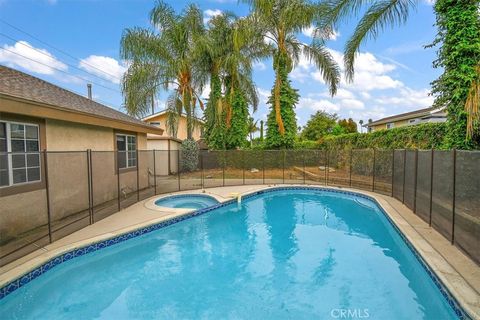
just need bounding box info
[0,0,439,130]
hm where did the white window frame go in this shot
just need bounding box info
[0,120,41,188]
[386,122,395,129]
[116,134,137,169]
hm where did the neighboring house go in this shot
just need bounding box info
[142,110,204,142]
[365,107,447,132]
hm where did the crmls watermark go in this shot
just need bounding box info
[330,308,370,319]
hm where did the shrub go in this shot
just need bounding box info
[180,139,199,172]
[317,123,448,150]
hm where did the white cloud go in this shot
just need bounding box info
[258,87,270,105]
[203,9,222,24]
[253,61,266,71]
[201,84,211,99]
[78,55,126,84]
[298,97,340,113]
[0,41,67,75]
[340,98,364,110]
[302,26,340,40]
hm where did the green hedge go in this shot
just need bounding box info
[317,123,448,150]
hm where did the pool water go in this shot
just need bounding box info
[154,194,219,210]
[0,189,459,319]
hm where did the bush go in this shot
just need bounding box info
[180,139,199,172]
[317,123,448,150]
[294,140,317,149]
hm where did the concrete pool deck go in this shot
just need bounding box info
[0,184,479,319]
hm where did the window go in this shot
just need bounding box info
[0,121,41,187]
[149,121,161,127]
[409,119,418,124]
[386,122,395,129]
[116,134,136,169]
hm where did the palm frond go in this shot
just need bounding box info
[466,64,480,139]
[344,0,417,81]
[166,90,181,138]
[302,42,340,95]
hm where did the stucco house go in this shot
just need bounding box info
[142,110,204,142]
[0,65,164,192]
[0,65,167,263]
[365,107,447,132]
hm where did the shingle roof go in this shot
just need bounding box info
[366,107,439,126]
[0,65,157,130]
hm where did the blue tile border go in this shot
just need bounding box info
[0,186,471,319]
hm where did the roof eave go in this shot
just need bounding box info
[0,93,164,135]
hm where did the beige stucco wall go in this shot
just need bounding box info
[370,119,410,132]
[146,114,202,141]
[45,119,114,151]
[45,119,148,151]
[0,189,49,242]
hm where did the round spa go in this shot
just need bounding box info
[154,194,219,210]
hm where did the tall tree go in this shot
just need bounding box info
[201,13,269,149]
[320,0,418,81]
[338,118,358,133]
[244,0,340,148]
[120,1,206,140]
[247,117,259,146]
[301,110,338,140]
[429,0,480,148]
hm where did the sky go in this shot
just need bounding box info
[0,0,440,132]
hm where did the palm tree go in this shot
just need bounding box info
[319,0,418,81]
[247,117,259,145]
[120,1,206,140]
[243,0,340,147]
[465,64,479,139]
[201,13,270,149]
[359,119,364,133]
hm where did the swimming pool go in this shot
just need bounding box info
[154,194,219,210]
[0,188,462,319]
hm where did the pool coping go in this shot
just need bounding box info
[0,185,478,319]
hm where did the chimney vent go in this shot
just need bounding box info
[87,83,92,100]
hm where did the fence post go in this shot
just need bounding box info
[429,149,434,226]
[413,149,418,213]
[242,151,245,185]
[43,150,52,243]
[200,151,204,189]
[167,140,171,175]
[153,150,157,195]
[303,151,306,184]
[451,149,457,244]
[391,149,395,197]
[402,149,406,203]
[223,150,226,187]
[325,150,328,186]
[262,150,265,185]
[349,149,353,187]
[282,150,285,184]
[136,150,140,202]
[87,149,93,225]
[372,148,376,192]
[177,149,181,191]
[117,151,121,211]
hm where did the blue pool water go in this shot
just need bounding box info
[154,194,219,210]
[1,189,459,319]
